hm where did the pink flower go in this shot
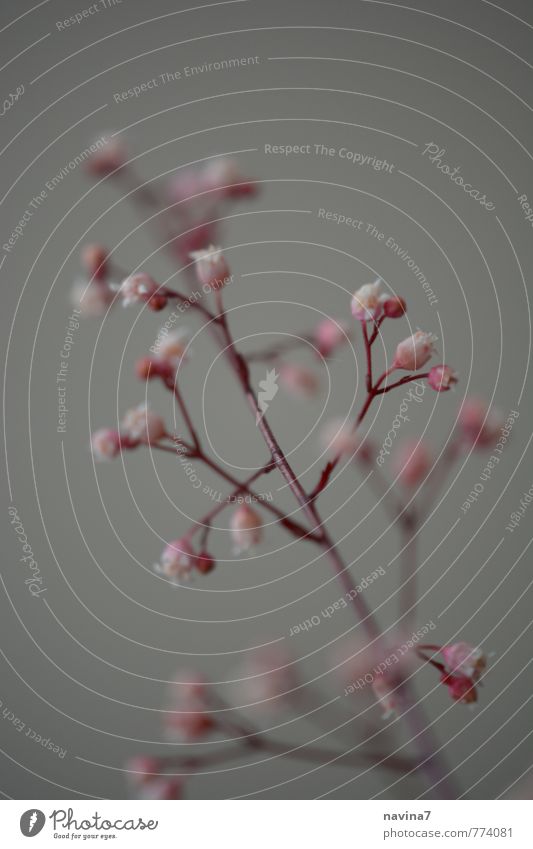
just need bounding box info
[135,356,174,382]
[393,331,437,371]
[314,318,349,357]
[85,135,126,176]
[71,280,114,317]
[230,504,263,553]
[154,538,195,584]
[119,273,167,310]
[81,244,108,281]
[427,364,457,392]
[441,672,477,704]
[351,280,383,321]
[321,419,361,458]
[158,329,190,365]
[165,668,214,741]
[280,364,319,397]
[381,295,406,318]
[121,404,166,444]
[441,643,486,682]
[201,158,257,198]
[91,428,121,461]
[190,245,230,289]
[393,439,431,487]
[167,168,204,203]
[459,398,503,448]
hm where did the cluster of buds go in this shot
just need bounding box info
[153,538,215,585]
[90,404,167,461]
[420,642,487,705]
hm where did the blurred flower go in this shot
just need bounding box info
[81,244,108,281]
[320,418,361,459]
[314,318,350,357]
[440,672,477,705]
[201,158,257,198]
[381,295,406,319]
[393,439,431,487]
[441,642,486,682]
[119,273,167,310]
[458,398,503,448]
[154,538,196,585]
[91,428,121,461]
[190,245,230,289]
[279,363,319,397]
[71,279,114,317]
[121,404,166,444]
[85,135,126,176]
[235,646,297,710]
[165,668,214,741]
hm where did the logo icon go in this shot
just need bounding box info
[20,810,46,837]
[256,368,279,424]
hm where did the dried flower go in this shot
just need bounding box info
[351,280,383,322]
[119,273,167,310]
[441,642,486,682]
[154,538,196,584]
[230,504,263,553]
[190,245,230,289]
[427,364,457,392]
[381,295,406,319]
[121,404,166,444]
[393,331,437,371]
[91,428,121,461]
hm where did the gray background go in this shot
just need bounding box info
[0,0,532,799]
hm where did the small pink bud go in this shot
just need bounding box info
[393,330,437,371]
[280,363,319,397]
[393,439,431,487]
[91,428,121,461]
[314,318,349,357]
[135,357,173,382]
[155,538,195,584]
[119,273,167,309]
[81,244,108,281]
[351,280,383,321]
[428,364,457,391]
[382,295,406,318]
[441,643,486,682]
[121,404,166,444]
[231,504,263,553]
[196,552,216,574]
[85,135,126,176]
[441,672,477,704]
[459,398,503,448]
[190,245,230,289]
